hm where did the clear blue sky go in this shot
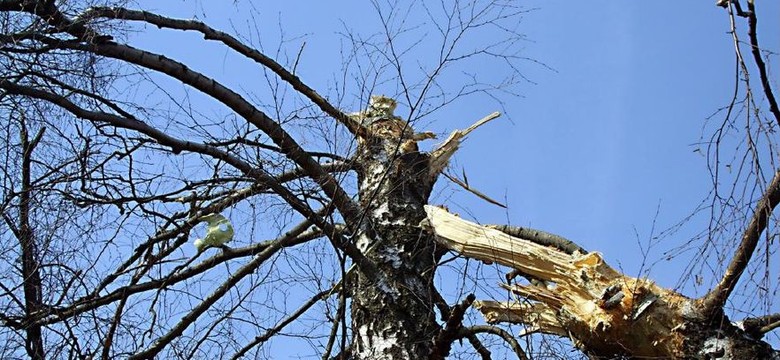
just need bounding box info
[129,0,780,356]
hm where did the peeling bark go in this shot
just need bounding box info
[424,205,779,359]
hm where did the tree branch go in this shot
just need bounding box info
[42,38,363,231]
[456,325,527,360]
[700,169,780,316]
[0,0,106,41]
[79,6,366,137]
[430,293,476,360]
[742,313,780,339]
[442,172,506,208]
[0,79,380,296]
[429,111,500,179]
[321,286,347,360]
[486,224,586,255]
[17,114,45,360]
[16,220,326,328]
[429,287,491,360]
[128,212,319,359]
[5,4,364,232]
[744,1,780,127]
[231,287,337,360]
[91,162,351,299]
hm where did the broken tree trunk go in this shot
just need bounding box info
[423,205,778,359]
[348,96,441,359]
[346,95,503,359]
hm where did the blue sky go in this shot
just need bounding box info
[126,0,780,356]
[466,2,737,283]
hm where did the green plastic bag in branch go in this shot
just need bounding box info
[194,213,234,251]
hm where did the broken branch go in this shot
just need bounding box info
[487,224,586,255]
[423,205,693,358]
[429,112,501,179]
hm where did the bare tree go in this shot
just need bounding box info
[0,0,777,359]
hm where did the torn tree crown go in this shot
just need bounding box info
[349,95,499,182]
[349,95,401,126]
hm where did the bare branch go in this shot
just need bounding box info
[128,212,319,359]
[17,220,327,329]
[429,287,491,360]
[321,286,347,360]
[46,38,362,230]
[457,325,527,360]
[429,111,500,179]
[79,6,367,137]
[17,114,45,360]
[744,1,780,126]
[742,313,780,339]
[700,169,780,316]
[3,2,364,231]
[442,172,506,208]
[486,224,587,255]
[0,79,379,280]
[0,0,106,41]
[232,287,337,359]
[430,293,476,360]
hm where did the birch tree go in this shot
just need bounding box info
[0,0,778,359]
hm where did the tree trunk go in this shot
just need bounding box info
[349,100,441,359]
[18,120,46,360]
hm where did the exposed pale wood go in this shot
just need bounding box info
[473,300,565,337]
[423,205,692,358]
[428,112,500,178]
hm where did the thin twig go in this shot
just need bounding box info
[443,172,506,208]
[700,1,780,317]
[700,170,780,315]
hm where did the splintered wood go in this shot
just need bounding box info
[423,205,691,358]
[428,112,500,179]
